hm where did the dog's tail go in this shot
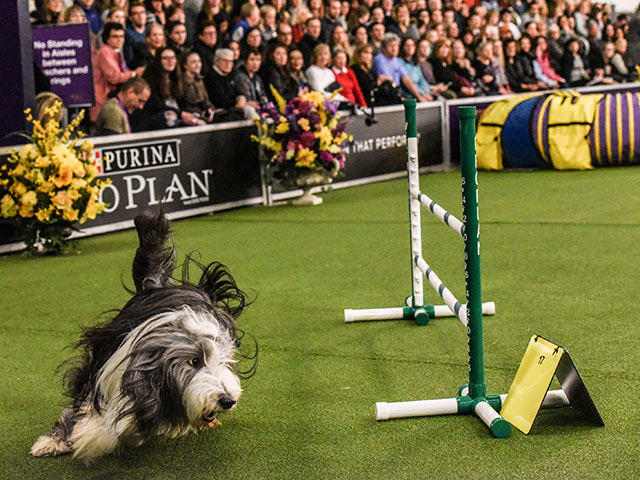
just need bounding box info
[132,210,175,292]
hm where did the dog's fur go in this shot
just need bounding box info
[31,211,255,461]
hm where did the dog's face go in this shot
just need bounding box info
[106,299,242,437]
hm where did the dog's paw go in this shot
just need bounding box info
[31,434,72,457]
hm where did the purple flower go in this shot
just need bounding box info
[276,149,286,163]
[336,153,345,168]
[260,102,281,122]
[308,112,320,126]
[300,131,315,148]
[319,150,333,164]
[284,102,297,116]
[333,120,347,136]
[324,99,339,115]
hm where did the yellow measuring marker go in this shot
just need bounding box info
[501,335,604,434]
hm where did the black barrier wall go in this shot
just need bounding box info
[0,104,443,250]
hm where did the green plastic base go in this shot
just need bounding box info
[490,417,512,438]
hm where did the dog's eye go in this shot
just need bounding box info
[189,357,201,368]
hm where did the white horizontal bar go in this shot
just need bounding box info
[376,398,459,421]
[415,257,467,326]
[416,191,464,237]
[344,307,405,322]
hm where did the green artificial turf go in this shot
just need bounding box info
[1,167,639,479]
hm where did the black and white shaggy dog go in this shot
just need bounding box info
[31,211,256,461]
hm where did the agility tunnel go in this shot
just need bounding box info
[477,90,640,170]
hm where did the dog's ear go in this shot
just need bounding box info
[132,211,175,292]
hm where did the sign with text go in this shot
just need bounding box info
[32,23,94,107]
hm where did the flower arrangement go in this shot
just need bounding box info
[251,88,352,190]
[0,102,109,255]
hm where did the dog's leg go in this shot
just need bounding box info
[31,407,78,457]
[132,211,175,292]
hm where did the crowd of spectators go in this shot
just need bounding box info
[28,0,640,135]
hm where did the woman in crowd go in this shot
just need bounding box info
[388,3,419,40]
[263,43,298,101]
[533,35,565,88]
[197,0,227,30]
[130,23,166,69]
[259,5,278,43]
[473,41,501,95]
[398,37,432,101]
[332,48,368,107]
[166,21,189,56]
[179,50,215,121]
[287,47,309,95]
[430,40,459,96]
[516,35,546,89]
[133,46,201,130]
[308,0,324,20]
[305,44,348,102]
[351,43,382,106]
[416,9,430,38]
[101,0,128,22]
[95,7,127,49]
[291,6,312,44]
[32,0,64,25]
[602,40,629,82]
[560,37,591,87]
[329,25,354,60]
[146,0,166,26]
[503,38,539,92]
[450,39,478,97]
[491,39,512,95]
[351,25,368,47]
[241,27,264,57]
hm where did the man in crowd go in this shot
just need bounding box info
[205,49,255,121]
[124,2,147,67]
[232,49,268,111]
[94,77,151,135]
[369,22,386,56]
[268,22,294,51]
[297,17,323,66]
[321,0,346,42]
[374,33,432,102]
[230,3,261,42]
[193,21,218,79]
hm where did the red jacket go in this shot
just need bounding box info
[332,67,368,107]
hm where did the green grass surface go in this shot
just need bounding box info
[1,167,639,479]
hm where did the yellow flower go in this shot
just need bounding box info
[18,204,34,218]
[298,118,310,131]
[11,182,27,197]
[86,163,98,178]
[67,188,81,201]
[328,118,338,130]
[37,181,55,193]
[275,118,289,134]
[35,208,51,222]
[1,194,18,218]
[17,144,37,162]
[82,199,104,222]
[71,178,87,190]
[53,165,73,188]
[301,91,325,109]
[62,208,79,222]
[80,140,94,152]
[35,156,51,168]
[11,164,26,177]
[52,191,73,211]
[295,148,316,168]
[20,191,37,207]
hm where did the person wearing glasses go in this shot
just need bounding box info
[91,22,146,122]
[204,48,255,122]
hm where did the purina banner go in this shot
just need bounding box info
[32,23,94,107]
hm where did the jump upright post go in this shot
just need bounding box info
[346,101,511,437]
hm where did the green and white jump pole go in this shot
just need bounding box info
[346,101,568,437]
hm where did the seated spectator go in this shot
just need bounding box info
[368,22,386,56]
[197,0,227,31]
[503,38,539,92]
[305,43,349,102]
[166,21,189,56]
[101,1,128,23]
[90,23,145,122]
[352,25,369,47]
[268,21,295,51]
[95,7,127,49]
[133,46,202,130]
[374,33,429,102]
[602,41,629,82]
[204,48,254,122]
[192,21,217,79]
[94,77,151,135]
[416,9,430,38]
[124,2,148,66]
[232,48,269,111]
[450,39,478,97]
[547,24,565,70]
[491,39,512,95]
[228,41,242,70]
[387,2,419,40]
[417,38,453,99]
[259,5,278,43]
[517,35,547,90]
[329,25,354,60]
[533,36,565,88]
[32,0,64,25]
[59,5,87,24]
[262,43,298,101]
[351,43,385,106]
[287,47,309,94]
[231,3,261,42]
[146,0,166,26]
[179,51,215,120]
[75,0,103,35]
[561,37,591,87]
[298,17,324,67]
[308,0,324,19]
[332,48,368,107]
[241,27,265,58]
[398,37,433,101]
[291,6,312,44]
[130,23,166,69]
[321,0,347,42]
[473,41,501,95]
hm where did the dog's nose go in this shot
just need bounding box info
[218,395,236,410]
